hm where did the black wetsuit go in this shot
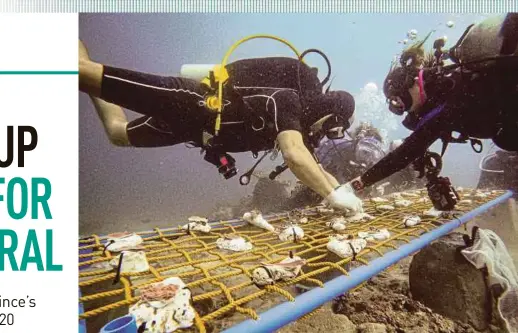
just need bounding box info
[99,57,324,153]
[361,65,518,188]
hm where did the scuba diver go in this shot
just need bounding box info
[78,39,363,214]
[319,125,423,196]
[286,122,386,208]
[318,122,386,184]
[346,13,518,209]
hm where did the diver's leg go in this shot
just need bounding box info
[79,39,207,119]
[126,115,200,147]
[90,98,131,146]
[99,66,207,120]
[79,40,130,146]
[79,40,103,96]
[79,40,209,146]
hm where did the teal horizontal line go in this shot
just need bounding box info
[0,71,78,75]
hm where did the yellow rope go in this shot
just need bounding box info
[78,189,504,330]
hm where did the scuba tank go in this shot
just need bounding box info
[449,14,518,70]
[180,64,217,81]
[425,15,517,158]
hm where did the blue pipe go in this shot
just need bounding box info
[100,314,137,333]
[222,190,513,333]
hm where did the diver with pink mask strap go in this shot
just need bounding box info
[346,13,518,207]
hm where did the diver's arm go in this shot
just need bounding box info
[277,130,335,198]
[319,164,340,188]
[355,118,443,189]
[274,90,362,214]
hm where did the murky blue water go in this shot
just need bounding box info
[79,13,495,234]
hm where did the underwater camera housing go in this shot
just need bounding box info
[414,151,460,211]
[204,150,238,180]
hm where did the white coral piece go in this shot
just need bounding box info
[181,216,211,233]
[109,251,149,273]
[252,256,306,286]
[422,207,458,218]
[105,232,144,252]
[395,199,413,207]
[216,235,253,252]
[401,192,420,198]
[327,236,367,258]
[327,216,347,231]
[389,192,403,200]
[358,228,390,241]
[278,225,305,242]
[130,277,195,333]
[377,205,395,211]
[346,212,375,223]
[403,215,421,227]
[416,197,429,203]
[243,210,275,232]
[299,217,309,224]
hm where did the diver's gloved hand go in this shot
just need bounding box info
[325,183,364,215]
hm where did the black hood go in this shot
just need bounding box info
[304,90,355,129]
[384,66,422,97]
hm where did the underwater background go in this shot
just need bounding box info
[79,13,493,235]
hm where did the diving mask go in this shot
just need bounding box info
[326,126,345,140]
[384,66,418,115]
[387,93,412,115]
[309,114,347,146]
[323,114,347,140]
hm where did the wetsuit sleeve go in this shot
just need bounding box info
[273,90,304,133]
[360,112,445,187]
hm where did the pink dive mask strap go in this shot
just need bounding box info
[418,69,425,104]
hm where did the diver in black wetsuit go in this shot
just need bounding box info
[317,122,386,184]
[347,13,518,205]
[79,40,363,213]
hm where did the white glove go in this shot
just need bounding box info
[325,183,363,215]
